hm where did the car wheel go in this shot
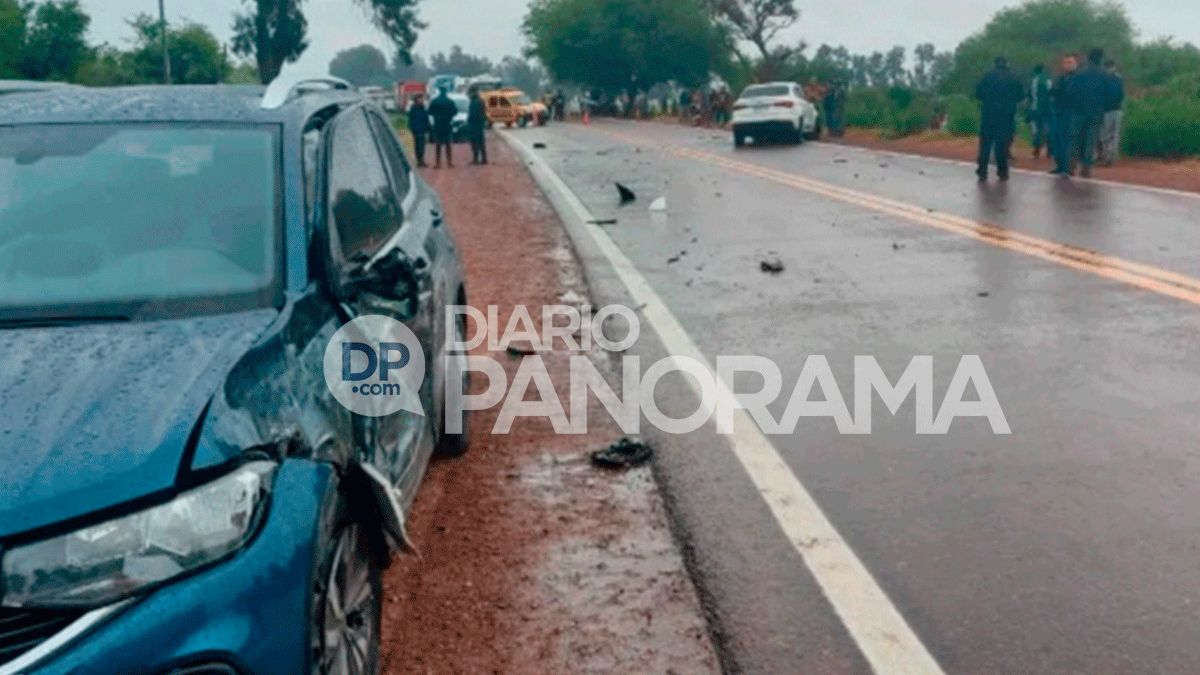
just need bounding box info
[313,514,382,675]
[436,305,471,458]
[518,115,529,128]
[805,118,823,141]
[734,131,746,148]
[793,122,804,145]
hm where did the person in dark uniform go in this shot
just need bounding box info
[554,89,566,121]
[974,56,1025,182]
[407,94,430,168]
[428,86,457,169]
[824,81,847,137]
[1049,53,1079,176]
[467,88,488,165]
[1070,48,1121,178]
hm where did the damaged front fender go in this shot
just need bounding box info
[185,290,419,557]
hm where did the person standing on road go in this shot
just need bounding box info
[1049,54,1079,176]
[974,56,1025,182]
[1098,59,1125,166]
[553,89,566,121]
[1069,48,1117,178]
[407,94,430,168]
[824,81,847,137]
[467,88,488,165]
[429,86,457,169]
[1027,64,1052,160]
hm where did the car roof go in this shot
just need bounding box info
[0,83,363,126]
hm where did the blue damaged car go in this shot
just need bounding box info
[0,76,470,674]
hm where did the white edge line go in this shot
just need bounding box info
[502,129,945,675]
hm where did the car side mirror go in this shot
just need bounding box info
[340,248,421,313]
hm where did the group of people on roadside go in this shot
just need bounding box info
[407,86,490,169]
[976,48,1125,182]
[678,87,735,127]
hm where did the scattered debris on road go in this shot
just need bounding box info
[386,138,717,674]
[533,142,547,149]
[588,218,618,226]
[616,182,636,204]
[760,257,785,274]
[591,437,654,470]
[505,342,538,357]
[977,291,991,298]
[667,251,686,264]
[834,157,848,163]
[649,196,667,212]
[892,242,906,251]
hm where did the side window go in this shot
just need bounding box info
[328,109,399,260]
[302,127,320,231]
[366,111,411,203]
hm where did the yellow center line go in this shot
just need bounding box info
[596,127,1200,307]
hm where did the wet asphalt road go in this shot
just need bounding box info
[505,119,1200,674]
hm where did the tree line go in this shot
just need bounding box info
[0,0,423,85]
[523,0,1200,98]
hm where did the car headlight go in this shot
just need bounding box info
[1,461,275,608]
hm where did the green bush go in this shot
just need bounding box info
[845,88,889,128]
[883,87,935,138]
[943,93,981,136]
[1122,94,1200,157]
[886,99,934,137]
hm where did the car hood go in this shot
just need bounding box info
[0,309,278,539]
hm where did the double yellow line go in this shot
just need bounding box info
[599,128,1200,308]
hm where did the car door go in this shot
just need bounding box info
[363,107,445,492]
[325,106,435,487]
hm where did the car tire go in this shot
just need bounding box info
[311,493,383,675]
[804,118,823,141]
[518,115,529,128]
[734,131,746,148]
[436,305,471,458]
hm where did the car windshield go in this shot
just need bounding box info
[741,85,790,98]
[0,123,281,321]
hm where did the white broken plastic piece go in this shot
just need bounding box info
[649,196,667,212]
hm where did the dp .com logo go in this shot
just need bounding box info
[323,315,425,417]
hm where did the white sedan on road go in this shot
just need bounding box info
[731,82,821,147]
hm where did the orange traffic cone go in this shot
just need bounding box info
[582,108,591,125]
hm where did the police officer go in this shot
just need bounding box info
[467,88,488,165]
[428,86,457,169]
[407,94,430,168]
[974,56,1024,182]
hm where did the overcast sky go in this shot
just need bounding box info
[80,0,1200,75]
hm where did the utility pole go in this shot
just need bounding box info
[158,0,171,84]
